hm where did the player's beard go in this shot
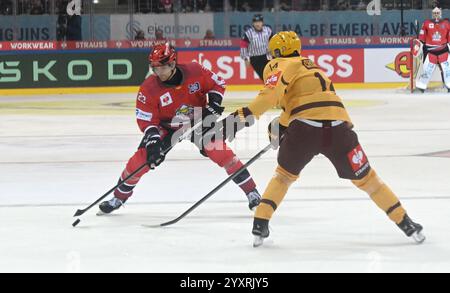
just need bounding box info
[157,65,177,82]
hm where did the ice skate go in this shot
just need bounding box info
[252,218,270,247]
[97,197,126,215]
[246,189,261,211]
[397,214,426,244]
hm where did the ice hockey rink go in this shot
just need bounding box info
[1,88,450,273]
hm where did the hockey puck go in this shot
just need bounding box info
[72,219,81,227]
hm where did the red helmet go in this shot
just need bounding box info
[149,43,176,67]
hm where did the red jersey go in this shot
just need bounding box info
[419,19,450,51]
[135,62,226,133]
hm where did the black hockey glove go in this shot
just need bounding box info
[191,92,225,152]
[202,92,225,123]
[267,116,287,149]
[139,127,165,169]
[209,107,255,142]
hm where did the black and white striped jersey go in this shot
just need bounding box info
[240,25,273,60]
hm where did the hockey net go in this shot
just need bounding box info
[407,38,448,93]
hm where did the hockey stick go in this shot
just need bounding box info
[72,119,208,221]
[410,19,422,93]
[144,143,272,228]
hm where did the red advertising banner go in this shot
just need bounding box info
[178,50,261,85]
[0,36,412,51]
[0,38,366,85]
[0,39,241,51]
[304,36,413,47]
[302,48,365,83]
[178,49,364,84]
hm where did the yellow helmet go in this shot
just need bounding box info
[268,31,301,58]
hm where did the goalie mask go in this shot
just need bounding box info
[432,7,442,21]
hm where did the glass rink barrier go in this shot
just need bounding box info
[0,0,445,42]
[1,0,449,90]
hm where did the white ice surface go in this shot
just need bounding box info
[0,89,449,272]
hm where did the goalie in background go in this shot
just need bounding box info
[414,7,450,92]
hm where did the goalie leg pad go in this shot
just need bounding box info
[438,52,450,89]
[416,53,438,90]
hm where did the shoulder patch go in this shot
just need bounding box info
[188,82,201,94]
[302,59,319,70]
[265,71,282,88]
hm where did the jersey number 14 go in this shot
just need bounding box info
[314,72,335,92]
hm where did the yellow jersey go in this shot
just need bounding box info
[248,56,352,127]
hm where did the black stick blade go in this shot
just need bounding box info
[73,209,84,217]
[160,220,177,227]
[142,219,177,228]
[142,224,163,228]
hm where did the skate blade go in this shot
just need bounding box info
[96,210,108,216]
[253,236,265,247]
[412,231,426,244]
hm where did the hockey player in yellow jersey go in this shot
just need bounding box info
[210,31,425,247]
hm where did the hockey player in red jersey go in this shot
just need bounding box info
[415,7,450,92]
[98,43,261,214]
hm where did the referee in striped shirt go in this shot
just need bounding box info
[240,14,274,81]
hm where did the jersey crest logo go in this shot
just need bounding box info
[265,71,282,88]
[188,82,201,94]
[160,92,173,107]
[175,104,195,120]
[432,31,442,41]
[137,92,147,104]
[302,59,319,69]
